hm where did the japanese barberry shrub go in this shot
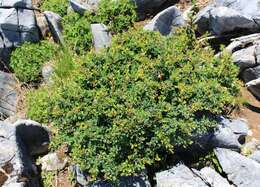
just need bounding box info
[63,12,93,54]
[96,0,137,33]
[41,0,68,17]
[26,28,240,182]
[10,41,58,83]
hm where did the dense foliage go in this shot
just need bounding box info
[63,12,93,54]
[96,0,137,33]
[10,41,58,83]
[26,28,239,182]
[41,0,68,17]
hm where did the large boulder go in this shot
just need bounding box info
[0,71,17,120]
[215,148,260,187]
[195,0,260,36]
[0,120,50,187]
[143,6,185,36]
[0,0,39,65]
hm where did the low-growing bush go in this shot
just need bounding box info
[63,12,93,54]
[41,0,68,17]
[10,41,58,83]
[96,0,137,33]
[26,28,240,182]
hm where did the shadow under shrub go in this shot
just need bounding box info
[26,28,240,182]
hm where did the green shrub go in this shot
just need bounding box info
[26,28,240,182]
[10,41,58,83]
[41,0,68,17]
[96,0,137,33]
[63,12,93,54]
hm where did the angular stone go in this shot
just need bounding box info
[215,148,260,187]
[40,153,67,171]
[232,46,256,72]
[0,0,32,8]
[199,167,231,187]
[44,11,64,45]
[156,164,208,187]
[91,23,111,52]
[69,0,100,15]
[195,0,260,36]
[143,6,184,36]
[0,71,17,120]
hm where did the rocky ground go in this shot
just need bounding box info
[1,0,260,186]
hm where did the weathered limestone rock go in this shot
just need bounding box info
[193,117,248,151]
[39,152,68,171]
[0,0,39,65]
[199,167,231,187]
[69,0,100,15]
[143,6,185,36]
[44,11,64,45]
[156,164,208,187]
[69,165,150,186]
[195,0,260,36]
[91,23,111,52]
[215,148,260,187]
[0,119,50,187]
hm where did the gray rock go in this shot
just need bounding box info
[241,66,260,99]
[69,165,89,186]
[199,167,231,187]
[156,164,208,187]
[91,24,111,52]
[69,165,150,186]
[70,0,100,15]
[215,148,260,187]
[0,71,17,120]
[39,152,68,171]
[44,11,64,45]
[232,46,257,72]
[211,117,248,150]
[0,120,42,187]
[221,33,260,99]
[0,0,32,8]
[194,117,248,151]
[42,63,54,84]
[143,6,185,36]
[0,0,40,65]
[249,150,260,163]
[195,0,260,36]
